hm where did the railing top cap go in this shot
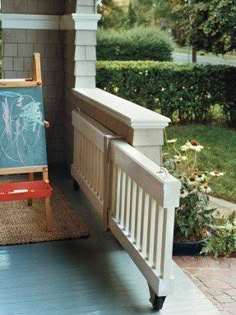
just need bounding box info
[73,88,170,129]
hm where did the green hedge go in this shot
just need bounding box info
[97,27,174,62]
[96,61,236,126]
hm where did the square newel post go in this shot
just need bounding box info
[73,0,100,88]
[130,118,170,166]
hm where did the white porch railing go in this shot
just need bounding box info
[71,109,181,311]
[71,111,118,227]
[109,140,180,297]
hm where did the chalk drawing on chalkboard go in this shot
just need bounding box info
[0,89,46,167]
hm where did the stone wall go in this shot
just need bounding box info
[1,0,66,165]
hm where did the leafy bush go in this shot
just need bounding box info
[201,211,236,258]
[96,61,236,125]
[97,27,174,62]
[224,66,236,127]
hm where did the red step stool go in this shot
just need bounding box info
[0,180,53,231]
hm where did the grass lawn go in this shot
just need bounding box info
[164,124,236,203]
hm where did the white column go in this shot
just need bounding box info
[73,0,100,88]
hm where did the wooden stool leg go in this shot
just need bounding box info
[45,196,52,232]
[27,173,34,206]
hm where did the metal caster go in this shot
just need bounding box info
[73,180,80,192]
[148,284,166,311]
[149,295,166,311]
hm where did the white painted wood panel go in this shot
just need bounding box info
[71,110,182,308]
[109,139,181,299]
[71,110,115,226]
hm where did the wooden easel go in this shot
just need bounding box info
[0,53,42,88]
[0,53,53,232]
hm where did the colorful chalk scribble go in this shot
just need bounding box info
[0,88,47,167]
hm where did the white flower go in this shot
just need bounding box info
[174,155,187,162]
[181,142,191,151]
[206,187,212,193]
[195,174,206,182]
[186,140,204,152]
[167,138,177,143]
[97,0,103,6]
[199,185,212,193]
[191,144,204,152]
[181,145,188,151]
[180,189,188,198]
[210,170,224,176]
[174,155,181,162]
[161,87,165,91]
[187,177,196,186]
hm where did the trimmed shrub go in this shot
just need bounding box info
[224,67,236,127]
[97,27,174,62]
[96,61,236,126]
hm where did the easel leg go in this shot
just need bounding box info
[27,173,34,206]
[45,196,52,232]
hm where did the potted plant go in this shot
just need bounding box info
[163,138,224,255]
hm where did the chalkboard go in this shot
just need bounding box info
[0,86,47,168]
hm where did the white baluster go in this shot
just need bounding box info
[120,171,127,230]
[125,176,132,236]
[160,207,175,280]
[136,187,144,252]
[78,132,82,174]
[111,163,117,218]
[115,166,122,223]
[95,145,99,196]
[90,142,95,190]
[80,133,85,177]
[154,205,164,274]
[130,180,137,243]
[148,198,157,268]
[142,193,151,260]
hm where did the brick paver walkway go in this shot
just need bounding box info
[173,256,236,315]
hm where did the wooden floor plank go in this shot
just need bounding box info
[0,168,220,314]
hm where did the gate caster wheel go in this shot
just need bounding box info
[149,295,166,311]
[73,180,80,192]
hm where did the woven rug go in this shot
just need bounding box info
[0,186,89,245]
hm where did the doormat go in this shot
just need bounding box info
[0,186,89,245]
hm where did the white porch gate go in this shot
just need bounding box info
[71,110,181,311]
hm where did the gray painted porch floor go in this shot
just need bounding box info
[0,168,220,315]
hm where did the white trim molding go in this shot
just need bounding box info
[0,13,101,30]
[73,88,171,129]
[0,14,60,30]
[72,14,100,30]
